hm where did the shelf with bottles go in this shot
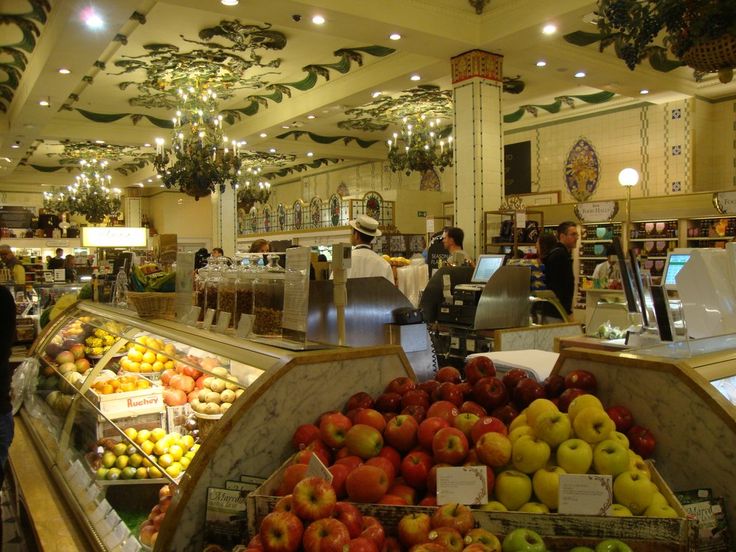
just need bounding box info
[483,210,543,256]
[629,219,678,240]
[685,216,736,246]
[579,222,622,243]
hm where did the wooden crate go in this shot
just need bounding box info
[247,456,696,552]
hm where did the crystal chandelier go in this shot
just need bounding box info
[43,158,122,224]
[153,82,245,200]
[386,115,453,175]
[235,166,271,212]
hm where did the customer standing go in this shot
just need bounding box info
[542,221,579,320]
[442,227,474,267]
[0,284,16,493]
[337,214,393,282]
[48,248,65,269]
[0,245,25,285]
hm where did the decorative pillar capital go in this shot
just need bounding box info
[451,49,503,85]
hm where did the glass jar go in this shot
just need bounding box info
[217,262,239,327]
[204,256,226,323]
[233,255,258,328]
[193,257,214,320]
[253,254,285,336]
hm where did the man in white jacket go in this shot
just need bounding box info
[343,215,394,282]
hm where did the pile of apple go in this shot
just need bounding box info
[139,484,173,548]
[250,476,391,552]
[278,358,672,519]
[88,427,199,481]
[160,356,243,410]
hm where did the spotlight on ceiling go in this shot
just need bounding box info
[410,74,421,81]
[312,14,326,25]
[221,0,239,5]
[389,33,402,40]
[640,89,650,95]
[542,23,557,35]
[58,68,71,75]
[371,91,382,98]
[81,7,105,30]
[536,60,547,67]
[39,99,50,107]
[574,71,587,78]
[306,152,314,157]
[259,132,268,138]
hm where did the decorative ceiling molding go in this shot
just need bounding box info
[504,91,617,123]
[276,130,380,149]
[23,140,156,176]
[0,0,51,113]
[262,158,343,180]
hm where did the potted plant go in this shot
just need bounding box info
[596,0,736,82]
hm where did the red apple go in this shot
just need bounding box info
[383,414,419,452]
[418,496,438,506]
[292,424,322,450]
[194,373,208,389]
[417,380,441,397]
[430,503,474,534]
[432,427,469,465]
[401,389,431,411]
[320,412,352,449]
[334,447,350,461]
[418,417,451,451]
[347,537,378,552]
[294,440,331,467]
[400,450,434,489]
[361,517,385,550]
[627,425,656,458]
[381,537,401,552]
[543,374,566,398]
[513,378,545,408]
[163,388,187,407]
[74,358,90,372]
[69,343,85,360]
[333,502,363,538]
[377,494,407,505]
[435,382,464,406]
[334,456,363,473]
[365,456,396,487]
[346,392,374,412]
[470,416,508,444]
[274,495,294,513]
[170,374,195,394]
[387,482,417,505]
[397,512,432,548]
[452,412,480,440]
[557,388,587,413]
[278,463,311,494]
[564,370,597,392]
[179,363,202,379]
[428,527,463,552]
[353,408,387,433]
[606,405,634,433]
[502,368,529,393]
[474,432,512,468]
[302,518,350,552]
[161,369,176,386]
[426,401,459,424]
[460,401,487,418]
[384,377,416,396]
[472,377,509,410]
[260,511,304,552]
[344,424,384,460]
[456,381,474,399]
[401,404,427,424]
[292,477,337,521]
[426,462,451,495]
[436,366,462,383]
[345,465,390,503]
[328,464,349,498]
[374,392,402,413]
[464,356,496,384]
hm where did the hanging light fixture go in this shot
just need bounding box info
[153,81,244,200]
[43,157,122,224]
[386,115,453,175]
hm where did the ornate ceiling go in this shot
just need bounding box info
[1,0,734,194]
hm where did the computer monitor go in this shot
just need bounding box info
[611,236,640,315]
[663,250,693,290]
[471,254,505,284]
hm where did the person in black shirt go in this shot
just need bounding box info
[0,284,16,489]
[542,221,579,321]
[48,247,64,270]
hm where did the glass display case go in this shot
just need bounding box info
[16,300,415,551]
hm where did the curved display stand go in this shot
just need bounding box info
[552,346,736,532]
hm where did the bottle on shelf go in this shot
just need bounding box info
[113,267,128,308]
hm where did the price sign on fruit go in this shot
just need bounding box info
[436,465,488,505]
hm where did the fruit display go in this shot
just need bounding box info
[382,255,411,267]
[83,327,119,357]
[90,373,154,395]
[88,427,199,481]
[273,361,671,519]
[130,263,176,292]
[120,334,177,375]
[160,355,245,408]
[139,485,173,548]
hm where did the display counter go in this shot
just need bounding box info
[13,300,416,551]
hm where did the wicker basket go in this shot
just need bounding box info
[126,291,177,319]
[682,35,736,73]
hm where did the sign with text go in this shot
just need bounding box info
[558,473,613,515]
[436,465,488,505]
[81,226,147,247]
[714,191,736,215]
[573,201,619,223]
[282,246,311,340]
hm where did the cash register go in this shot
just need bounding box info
[437,254,505,326]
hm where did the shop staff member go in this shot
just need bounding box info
[543,221,579,320]
[48,247,65,269]
[342,214,393,282]
[0,285,16,494]
[592,245,620,282]
[0,245,25,285]
[443,227,473,267]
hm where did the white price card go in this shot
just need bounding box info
[436,465,488,505]
[237,314,254,338]
[202,308,216,330]
[215,311,231,333]
[305,452,333,483]
[558,473,613,515]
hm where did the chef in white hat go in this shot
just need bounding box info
[340,214,394,282]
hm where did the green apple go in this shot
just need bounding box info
[608,431,629,449]
[509,425,535,444]
[567,394,603,424]
[494,470,532,511]
[501,528,547,552]
[525,398,559,427]
[569,548,594,552]
[105,467,122,480]
[556,438,593,474]
[607,503,633,517]
[532,465,566,510]
[613,470,657,515]
[533,411,571,448]
[644,503,679,518]
[112,442,128,457]
[595,539,633,552]
[101,451,116,469]
[478,500,507,512]
[512,435,551,474]
[518,501,549,513]
[95,467,109,480]
[121,466,137,480]
[592,440,630,477]
[572,407,615,444]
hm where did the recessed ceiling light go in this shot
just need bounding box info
[389,33,402,41]
[95,140,105,144]
[371,91,382,98]
[147,178,153,182]
[574,71,586,78]
[144,143,151,147]
[156,174,161,179]
[306,114,316,119]
[269,148,277,153]
[282,125,290,129]
[312,14,325,25]
[58,68,71,75]
[10,143,20,149]
[137,183,144,188]
[410,74,421,81]
[81,7,105,30]
[542,24,557,35]
[259,132,268,138]
[306,152,314,157]
[640,89,650,95]
[39,99,50,107]
[221,0,239,5]
[536,60,547,67]
[159,184,165,188]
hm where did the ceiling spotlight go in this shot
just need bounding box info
[312,14,326,25]
[640,89,650,95]
[371,91,382,98]
[574,71,587,78]
[58,68,71,75]
[307,114,316,119]
[156,174,161,179]
[389,33,402,41]
[542,24,557,35]
[137,183,144,188]
[410,74,421,81]
[144,143,151,147]
[10,142,20,149]
[536,60,547,67]
[159,184,165,188]
[306,152,314,157]
[221,0,239,5]
[269,148,277,153]
[282,125,290,129]
[81,7,105,30]
[95,140,105,144]
[147,178,153,182]
[39,99,50,107]
[259,132,268,138]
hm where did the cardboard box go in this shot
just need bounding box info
[247,456,696,551]
[87,379,163,419]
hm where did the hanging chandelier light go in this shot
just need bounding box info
[153,81,244,200]
[234,162,272,211]
[43,158,122,224]
[386,115,453,175]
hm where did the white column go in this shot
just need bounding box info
[211,186,237,256]
[451,50,504,258]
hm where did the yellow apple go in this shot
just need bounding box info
[572,407,615,444]
[650,492,669,509]
[150,427,167,442]
[494,470,532,511]
[525,398,559,427]
[567,394,604,424]
[607,503,633,517]
[135,429,151,445]
[147,465,163,478]
[533,411,572,448]
[140,440,155,455]
[518,502,549,514]
[477,500,507,512]
[556,438,593,474]
[592,439,630,477]
[165,462,182,478]
[644,503,679,518]
[511,435,551,474]
[509,413,528,432]
[508,425,535,444]
[532,465,566,510]
[613,470,657,515]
